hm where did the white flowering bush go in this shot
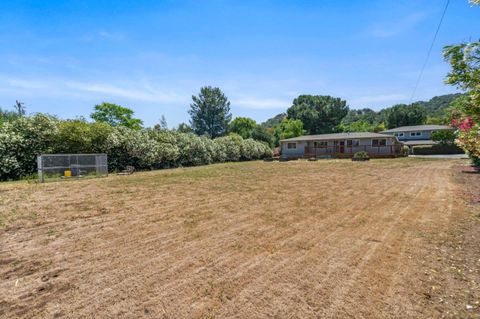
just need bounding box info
[176,133,213,166]
[0,115,273,180]
[147,129,180,168]
[0,114,58,180]
[214,135,242,162]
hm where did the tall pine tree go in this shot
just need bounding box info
[189,86,232,138]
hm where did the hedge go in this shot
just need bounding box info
[412,144,465,155]
[0,114,273,181]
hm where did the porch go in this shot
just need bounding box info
[304,145,403,158]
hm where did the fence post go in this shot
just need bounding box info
[37,155,44,183]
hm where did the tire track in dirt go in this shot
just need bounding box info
[217,165,429,317]
[319,162,452,318]
[0,159,465,318]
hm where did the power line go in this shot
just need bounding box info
[409,0,450,104]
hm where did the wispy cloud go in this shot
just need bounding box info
[65,82,185,103]
[0,76,188,103]
[97,30,124,41]
[369,13,426,38]
[80,30,125,42]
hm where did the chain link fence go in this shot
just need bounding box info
[37,154,108,183]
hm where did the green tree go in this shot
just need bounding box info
[341,108,378,125]
[53,119,113,154]
[385,104,427,129]
[444,38,480,163]
[286,95,348,134]
[261,113,286,128]
[90,102,143,130]
[176,122,193,133]
[251,125,274,146]
[229,117,257,139]
[154,115,168,131]
[0,107,19,124]
[189,86,232,138]
[430,130,455,145]
[13,100,26,116]
[274,118,305,145]
[373,122,386,132]
[339,120,374,132]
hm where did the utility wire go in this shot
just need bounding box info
[409,0,450,104]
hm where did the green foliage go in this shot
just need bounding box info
[274,118,305,145]
[0,114,58,180]
[287,95,348,134]
[341,108,378,125]
[0,114,272,180]
[339,120,374,132]
[425,116,445,125]
[229,117,257,139]
[14,100,26,116]
[229,117,274,146]
[176,122,194,133]
[385,103,426,129]
[373,122,386,132]
[430,129,455,145]
[251,125,274,147]
[53,120,113,153]
[353,151,369,159]
[412,144,464,155]
[443,40,480,162]
[444,42,480,96]
[262,93,463,133]
[261,113,286,128]
[416,93,463,119]
[91,102,143,130]
[175,133,213,166]
[0,107,20,124]
[189,86,232,138]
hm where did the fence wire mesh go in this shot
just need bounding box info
[37,154,108,182]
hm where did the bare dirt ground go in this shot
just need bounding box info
[0,158,479,318]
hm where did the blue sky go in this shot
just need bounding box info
[0,0,479,127]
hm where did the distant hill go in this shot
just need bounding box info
[261,93,464,128]
[261,112,286,128]
[415,93,464,118]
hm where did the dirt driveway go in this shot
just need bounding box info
[0,159,479,318]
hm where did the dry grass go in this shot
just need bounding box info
[0,158,479,318]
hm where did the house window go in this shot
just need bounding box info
[410,132,422,137]
[347,139,360,147]
[287,142,296,149]
[372,139,386,147]
[394,133,404,137]
[315,141,327,148]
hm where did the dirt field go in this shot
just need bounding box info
[1,158,479,318]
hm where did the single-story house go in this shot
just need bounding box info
[381,124,453,147]
[280,132,402,159]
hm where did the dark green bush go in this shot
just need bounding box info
[413,144,464,155]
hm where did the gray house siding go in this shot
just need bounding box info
[386,130,433,141]
[381,125,454,142]
[281,137,397,158]
[281,141,307,157]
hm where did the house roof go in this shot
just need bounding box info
[401,140,438,146]
[382,125,452,133]
[280,132,395,142]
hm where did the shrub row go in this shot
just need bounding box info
[0,114,272,180]
[412,144,465,155]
